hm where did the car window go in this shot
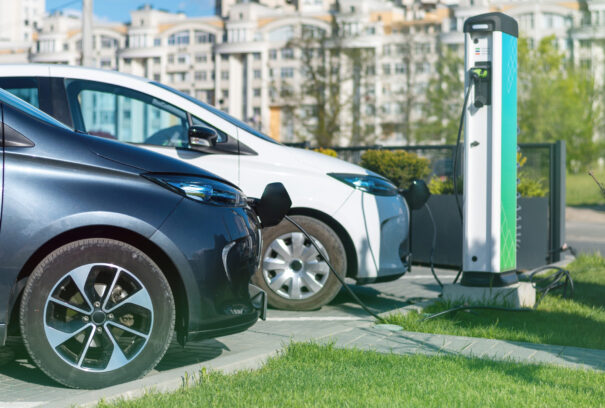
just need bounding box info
[65,79,226,148]
[152,81,280,145]
[0,77,40,108]
[0,87,70,131]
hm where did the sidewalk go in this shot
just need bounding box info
[34,318,605,408]
[2,267,603,408]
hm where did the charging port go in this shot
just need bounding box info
[470,63,491,108]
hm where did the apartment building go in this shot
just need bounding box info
[1,0,600,143]
[0,0,45,63]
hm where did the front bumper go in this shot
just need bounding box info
[333,190,410,282]
[151,198,264,341]
[187,284,267,341]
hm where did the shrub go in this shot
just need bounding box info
[360,150,430,189]
[313,147,339,158]
[428,176,462,195]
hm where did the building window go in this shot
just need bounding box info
[221,54,229,61]
[253,88,261,97]
[195,71,207,81]
[281,48,294,59]
[253,69,261,79]
[222,89,229,98]
[153,74,161,81]
[177,54,189,64]
[168,30,190,46]
[168,54,175,64]
[382,64,391,75]
[101,36,117,49]
[195,53,207,63]
[253,52,261,61]
[269,49,277,60]
[153,57,161,64]
[154,38,161,46]
[281,67,294,78]
[383,44,391,56]
[395,63,406,74]
[221,70,229,80]
[195,30,215,43]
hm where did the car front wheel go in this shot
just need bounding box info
[20,238,175,389]
[253,215,346,311]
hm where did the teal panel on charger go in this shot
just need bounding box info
[500,32,517,272]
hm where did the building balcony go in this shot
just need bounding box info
[439,31,464,45]
[215,41,267,54]
[31,51,77,63]
[119,47,164,59]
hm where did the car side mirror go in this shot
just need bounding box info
[189,126,218,148]
[252,183,292,228]
[402,179,430,211]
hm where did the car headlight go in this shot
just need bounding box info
[328,173,398,196]
[145,174,247,207]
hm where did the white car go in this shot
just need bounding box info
[0,64,411,310]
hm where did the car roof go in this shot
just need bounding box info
[0,63,150,84]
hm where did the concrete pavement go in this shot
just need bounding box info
[1,264,603,408]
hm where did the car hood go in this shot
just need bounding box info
[84,135,226,181]
[267,144,383,178]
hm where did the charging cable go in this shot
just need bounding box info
[284,215,386,323]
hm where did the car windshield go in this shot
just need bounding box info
[0,87,71,131]
[151,81,281,145]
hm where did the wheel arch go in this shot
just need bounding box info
[9,225,189,343]
[287,207,358,278]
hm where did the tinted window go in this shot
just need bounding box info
[0,87,70,130]
[152,81,280,145]
[65,79,227,147]
[0,77,40,108]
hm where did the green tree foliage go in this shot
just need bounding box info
[518,36,602,173]
[360,150,430,189]
[414,48,464,143]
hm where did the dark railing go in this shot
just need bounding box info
[286,141,567,267]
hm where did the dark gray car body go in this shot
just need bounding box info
[0,90,262,347]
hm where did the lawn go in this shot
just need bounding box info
[99,343,604,408]
[385,254,605,350]
[567,169,605,207]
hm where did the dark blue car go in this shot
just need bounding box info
[0,88,271,389]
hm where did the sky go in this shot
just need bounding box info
[46,0,215,22]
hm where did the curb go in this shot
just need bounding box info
[43,349,279,408]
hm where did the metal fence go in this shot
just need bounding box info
[287,141,566,267]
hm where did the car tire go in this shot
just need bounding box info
[253,215,346,311]
[19,238,175,389]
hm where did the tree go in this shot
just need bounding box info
[413,47,464,143]
[280,16,375,147]
[517,36,603,172]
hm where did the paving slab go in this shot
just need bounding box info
[2,265,604,408]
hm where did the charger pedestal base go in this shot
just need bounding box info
[442,282,535,308]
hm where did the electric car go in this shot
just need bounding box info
[0,65,411,311]
[0,88,269,389]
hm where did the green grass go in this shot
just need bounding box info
[385,254,605,350]
[99,343,605,408]
[567,169,605,206]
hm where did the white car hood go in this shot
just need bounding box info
[263,144,380,178]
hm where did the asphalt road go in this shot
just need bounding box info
[565,207,605,255]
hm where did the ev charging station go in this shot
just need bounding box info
[444,12,535,306]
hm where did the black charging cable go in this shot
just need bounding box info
[452,78,476,219]
[424,203,443,288]
[284,215,386,323]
